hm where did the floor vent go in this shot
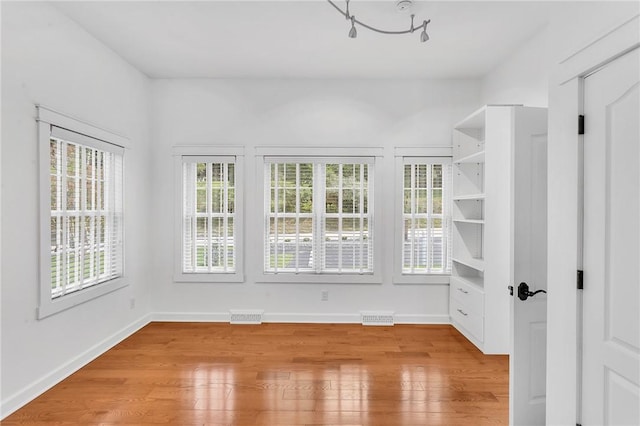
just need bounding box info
[229,310,264,324]
[360,311,395,326]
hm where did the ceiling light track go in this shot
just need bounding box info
[327,0,430,42]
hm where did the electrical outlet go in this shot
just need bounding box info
[321,290,329,302]
[129,298,135,309]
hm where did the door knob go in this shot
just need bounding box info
[517,282,547,301]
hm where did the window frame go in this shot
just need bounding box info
[255,147,383,284]
[37,105,129,319]
[173,146,244,283]
[394,147,452,285]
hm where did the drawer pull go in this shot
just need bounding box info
[457,308,468,316]
[457,287,469,294]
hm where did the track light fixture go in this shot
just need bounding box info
[327,0,431,43]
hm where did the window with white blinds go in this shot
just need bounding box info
[264,158,374,274]
[182,157,236,273]
[402,159,452,274]
[48,128,124,299]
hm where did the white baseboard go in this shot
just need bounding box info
[394,314,450,324]
[152,311,229,322]
[151,312,451,325]
[0,313,152,420]
[153,312,362,324]
[263,312,361,323]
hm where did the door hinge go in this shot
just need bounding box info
[578,115,585,135]
[577,270,584,290]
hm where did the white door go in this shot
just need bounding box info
[582,48,639,425]
[510,118,548,425]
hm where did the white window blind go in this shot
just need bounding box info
[264,158,373,274]
[182,156,236,273]
[402,159,452,274]
[49,128,124,299]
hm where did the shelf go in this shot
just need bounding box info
[454,150,485,164]
[452,257,485,272]
[454,106,486,130]
[451,275,484,291]
[454,104,523,130]
[454,219,484,225]
[453,194,485,201]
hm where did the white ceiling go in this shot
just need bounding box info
[53,0,553,79]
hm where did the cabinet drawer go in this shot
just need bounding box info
[450,277,484,316]
[450,297,484,343]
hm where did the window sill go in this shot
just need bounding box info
[38,277,128,319]
[257,272,382,284]
[393,274,451,285]
[173,272,244,283]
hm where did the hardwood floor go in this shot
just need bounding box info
[3,323,508,425]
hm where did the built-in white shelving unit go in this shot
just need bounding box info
[450,105,547,355]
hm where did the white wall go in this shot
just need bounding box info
[481,1,640,107]
[481,2,639,425]
[1,2,152,417]
[481,28,551,107]
[150,79,480,322]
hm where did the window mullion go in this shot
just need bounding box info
[314,164,324,274]
[274,164,279,273]
[89,149,96,283]
[295,164,300,273]
[359,164,364,274]
[206,163,212,273]
[79,147,87,287]
[103,152,110,279]
[410,164,416,274]
[95,151,102,282]
[60,141,69,295]
[55,141,63,294]
[73,146,80,290]
[110,153,116,277]
[189,164,196,272]
[55,153,63,293]
[264,163,270,272]
[427,165,433,273]
[223,163,229,273]
[337,164,343,273]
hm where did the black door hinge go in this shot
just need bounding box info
[577,270,584,290]
[578,115,585,135]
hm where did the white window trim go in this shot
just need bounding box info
[173,145,245,283]
[37,105,129,319]
[393,147,452,285]
[255,147,383,284]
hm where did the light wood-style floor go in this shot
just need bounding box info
[3,323,508,425]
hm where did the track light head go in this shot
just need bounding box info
[420,20,430,42]
[349,16,357,38]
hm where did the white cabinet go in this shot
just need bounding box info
[450,105,547,354]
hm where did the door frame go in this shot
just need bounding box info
[547,13,639,426]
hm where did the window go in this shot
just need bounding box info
[38,106,128,318]
[393,146,453,284]
[264,157,374,275]
[174,147,244,282]
[402,159,452,274]
[182,158,235,273]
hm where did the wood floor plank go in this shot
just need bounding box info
[3,323,508,425]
